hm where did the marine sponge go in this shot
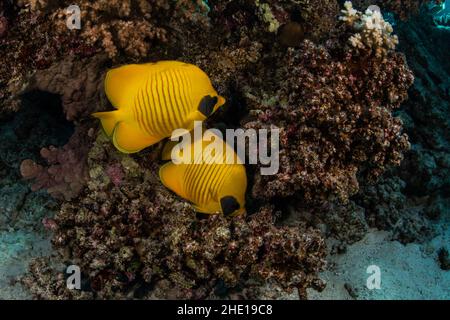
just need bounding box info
[340,1,399,58]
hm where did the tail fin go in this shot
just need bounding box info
[104,64,149,108]
[92,110,122,137]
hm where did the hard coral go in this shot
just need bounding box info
[22,257,93,300]
[352,0,441,20]
[242,39,413,203]
[0,4,78,115]
[20,126,94,201]
[24,0,210,59]
[341,1,399,58]
[22,55,107,122]
[356,175,435,243]
[23,133,326,299]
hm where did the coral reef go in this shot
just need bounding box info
[22,133,326,299]
[352,0,442,20]
[356,175,435,243]
[21,55,107,121]
[2,0,446,300]
[20,125,94,201]
[340,1,399,58]
[22,257,93,299]
[22,0,210,59]
[0,2,95,116]
[242,39,413,203]
[17,54,108,200]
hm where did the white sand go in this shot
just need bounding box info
[308,228,450,300]
[0,230,51,299]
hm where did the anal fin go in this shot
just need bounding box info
[159,162,187,198]
[112,122,160,153]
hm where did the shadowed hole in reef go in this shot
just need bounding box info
[0,91,74,299]
[0,90,74,172]
[0,90,74,229]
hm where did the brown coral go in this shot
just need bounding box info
[24,0,210,59]
[0,2,99,116]
[241,39,413,203]
[23,133,326,299]
[21,55,107,121]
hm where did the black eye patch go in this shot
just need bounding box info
[198,95,218,117]
[220,196,240,216]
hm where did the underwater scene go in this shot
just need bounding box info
[0,0,448,301]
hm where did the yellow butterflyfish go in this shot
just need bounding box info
[159,131,247,216]
[92,61,226,153]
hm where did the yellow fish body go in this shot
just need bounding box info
[159,132,247,216]
[92,61,226,153]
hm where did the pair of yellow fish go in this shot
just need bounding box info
[93,61,246,216]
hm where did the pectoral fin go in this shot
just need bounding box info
[193,204,217,215]
[92,110,122,137]
[161,140,179,161]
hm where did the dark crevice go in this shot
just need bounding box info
[0,90,74,171]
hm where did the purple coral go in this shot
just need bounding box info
[20,126,93,200]
[106,163,124,187]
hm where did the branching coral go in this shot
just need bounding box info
[340,1,399,58]
[352,0,442,20]
[22,133,326,299]
[23,0,210,59]
[241,38,413,203]
[20,126,94,201]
